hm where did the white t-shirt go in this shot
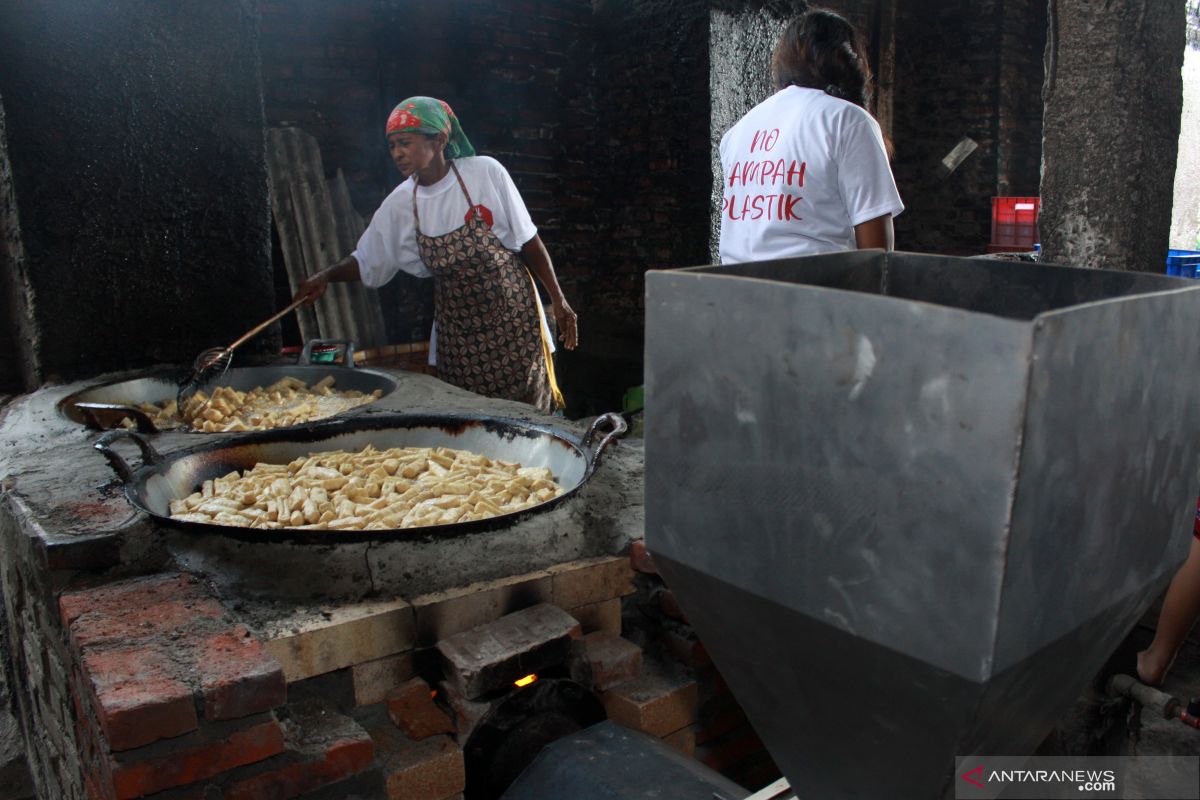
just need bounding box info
[352,155,550,363]
[718,86,903,264]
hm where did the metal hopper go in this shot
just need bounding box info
[644,251,1200,799]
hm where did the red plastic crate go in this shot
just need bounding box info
[990,196,1040,251]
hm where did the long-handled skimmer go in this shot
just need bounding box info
[177,297,306,411]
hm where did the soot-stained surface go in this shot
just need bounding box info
[0,1,275,382]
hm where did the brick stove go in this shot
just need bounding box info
[0,368,770,799]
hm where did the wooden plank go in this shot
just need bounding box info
[265,127,387,349]
[328,169,387,348]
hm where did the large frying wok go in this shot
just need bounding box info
[60,340,397,433]
[94,412,626,544]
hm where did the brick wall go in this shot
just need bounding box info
[0,510,648,798]
[0,505,88,797]
[891,0,1046,254]
[260,0,389,215]
[996,0,1046,198]
[553,0,712,414]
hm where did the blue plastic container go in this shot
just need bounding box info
[1167,249,1200,278]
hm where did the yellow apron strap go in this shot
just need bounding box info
[527,269,566,410]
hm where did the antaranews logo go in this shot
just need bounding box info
[961,765,986,789]
[963,766,1117,792]
[957,755,1198,799]
[950,758,1147,800]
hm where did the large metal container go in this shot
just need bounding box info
[644,251,1200,799]
[59,340,397,433]
[94,412,625,544]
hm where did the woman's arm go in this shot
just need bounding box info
[853,214,894,251]
[521,235,578,350]
[294,255,362,304]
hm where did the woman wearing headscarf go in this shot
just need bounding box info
[718,9,902,263]
[296,97,576,413]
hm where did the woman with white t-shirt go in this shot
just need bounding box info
[295,96,576,413]
[718,9,903,264]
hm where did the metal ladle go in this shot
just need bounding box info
[177,297,306,411]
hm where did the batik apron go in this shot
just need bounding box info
[413,162,560,413]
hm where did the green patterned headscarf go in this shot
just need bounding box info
[385,97,476,159]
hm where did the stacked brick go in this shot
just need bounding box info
[624,539,783,790]
[260,556,636,800]
[24,553,653,799]
[0,507,90,797]
[59,572,378,800]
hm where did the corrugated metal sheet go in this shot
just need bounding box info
[266,127,387,348]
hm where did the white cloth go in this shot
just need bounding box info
[718,86,903,264]
[352,155,551,364]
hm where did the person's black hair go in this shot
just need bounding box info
[771,9,872,109]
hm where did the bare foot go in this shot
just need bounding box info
[1137,648,1171,687]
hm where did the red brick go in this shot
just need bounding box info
[61,573,226,650]
[662,629,711,668]
[371,725,464,800]
[110,719,285,799]
[583,632,642,691]
[225,735,374,800]
[82,644,198,751]
[198,625,286,721]
[437,681,492,744]
[629,540,658,574]
[386,677,455,740]
[603,667,698,738]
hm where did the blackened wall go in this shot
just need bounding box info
[382,0,599,350]
[892,0,1046,255]
[0,0,275,383]
[564,0,711,413]
[260,0,386,216]
[995,0,1045,198]
[0,98,32,394]
[260,0,600,366]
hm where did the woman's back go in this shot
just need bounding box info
[718,86,896,262]
[717,8,903,264]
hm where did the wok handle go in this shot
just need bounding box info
[75,402,160,434]
[94,430,165,484]
[582,412,627,471]
[300,339,358,368]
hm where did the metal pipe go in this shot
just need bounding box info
[1106,673,1181,719]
